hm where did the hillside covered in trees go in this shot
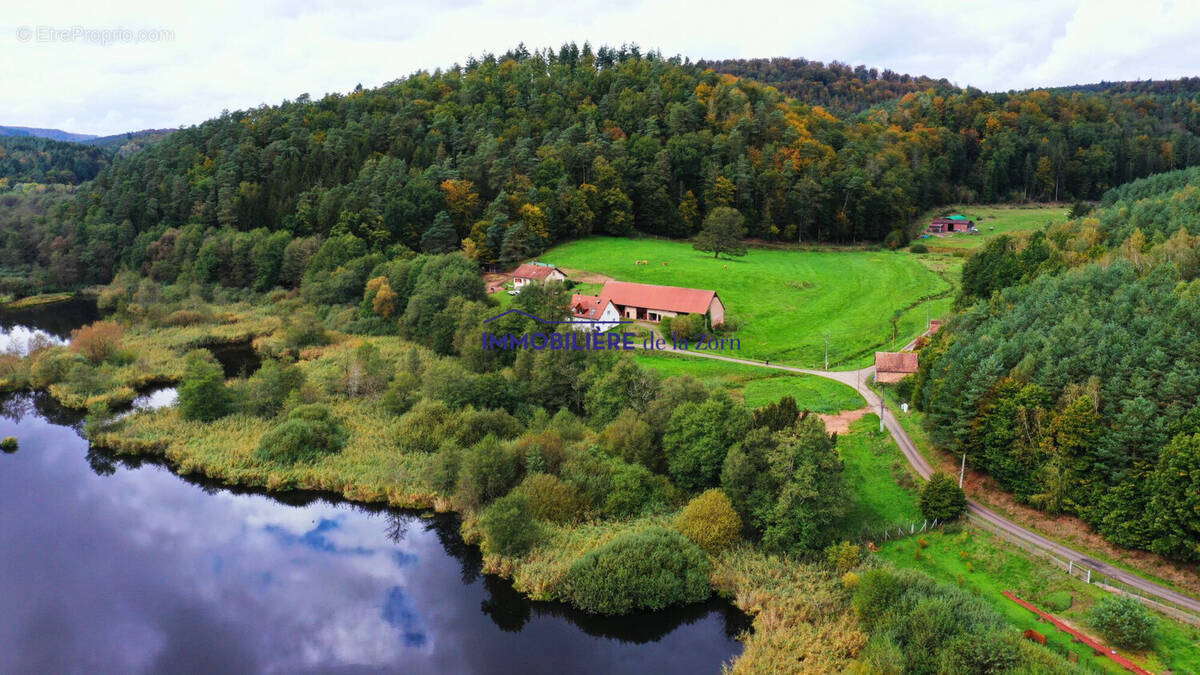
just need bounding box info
[697,57,953,113]
[0,136,111,186]
[4,44,1200,294]
[915,167,1200,562]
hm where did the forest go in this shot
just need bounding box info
[915,167,1200,562]
[3,45,1200,296]
[0,136,111,186]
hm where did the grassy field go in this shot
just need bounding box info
[914,204,1067,250]
[836,415,923,535]
[545,237,952,368]
[632,351,865,412]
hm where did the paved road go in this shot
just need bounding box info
[641,343,1200,617]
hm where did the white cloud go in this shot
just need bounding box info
[1,0,1198,135]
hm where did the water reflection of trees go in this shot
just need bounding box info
[48,417,753,648]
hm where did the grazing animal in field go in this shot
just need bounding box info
[722,265,727,270]
[635,259,648,265]
[662,262,669,266]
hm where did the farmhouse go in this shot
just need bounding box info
[927,214,975,234]
[511,262,567,289]
[874,351,919,383]
[598,280,725,327]
[567,294,622,332]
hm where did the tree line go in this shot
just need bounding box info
[5,45,1200,293]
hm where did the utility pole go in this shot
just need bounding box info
[824,333,829,371]
[959,452,967,488]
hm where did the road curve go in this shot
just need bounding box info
[637,344,1200,617]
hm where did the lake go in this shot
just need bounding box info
[0,304,748,674]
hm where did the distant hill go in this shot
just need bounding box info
[0,126,98,142]
[0,136,111,185]
[83,129,176,155]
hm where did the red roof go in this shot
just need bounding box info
[875,351,919,373]
[600,281,719,315]
[570,294,610,320]
[512,263,563,280]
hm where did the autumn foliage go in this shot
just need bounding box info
[70,321,124,364]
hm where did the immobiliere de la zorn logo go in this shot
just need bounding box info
[480,310,740,352]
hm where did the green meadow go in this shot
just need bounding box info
[545,237,952,368]
[914,204,1067,250]
[632,351,865,412]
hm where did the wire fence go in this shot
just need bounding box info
[969,516,1200,628]
[858,518,942,545]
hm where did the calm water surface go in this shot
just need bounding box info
[0,306,747,674]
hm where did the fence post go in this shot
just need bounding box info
[1086,569,1091,584]
[1068,560,1073,575]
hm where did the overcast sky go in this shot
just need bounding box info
[3,0,1199,136]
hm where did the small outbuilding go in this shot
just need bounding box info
[874,351,919,383]
[927,215,975,234]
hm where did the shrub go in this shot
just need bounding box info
[918,472,968,520]
[455,435,523,508]
[381,372,420,416]
[1043,590,1073,612]
[604,462,668,518]
[178,351,232,422]
[841,571,860,590]
[564,527,711,614]
[243,359,306,417]
[282,310,329,349]
[0,436,17,453]
[453,407,523,447]
[479,493,541,556]
[1089,595,1157,650]
[909,242,929,254]
[69,321,124,364]
[601,409,660,470]
[254,404,347,464]
[674,489,742,552]
[511,473,587,523]
[395,398,452,454]
[162,309,209,326]
[29,349,80,387]
[430,441,462,494]
[824,541,863,573]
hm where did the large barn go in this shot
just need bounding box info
[597,281,725,327]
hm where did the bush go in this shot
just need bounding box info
[0,436,17,453]
[162,309,209,326]
[381,372,420,416]
[511,473,587,523]
[178,351,232,422]
[674,489,742,552]
[69,321,124,364]
[243,359,306,417]
[824,541,863,573]
[1043,590,1073,612]
[604,462,668,518]
[282,310,329,349]
[1089,595,1157,651]
[909,242,929,254]
[254,404,347,464]
[564,527,711,614]
[601,409,659,470]
[918,472,968,520]
[455,435,523,508]
[479,493,541,556]
[395,398,452,454]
